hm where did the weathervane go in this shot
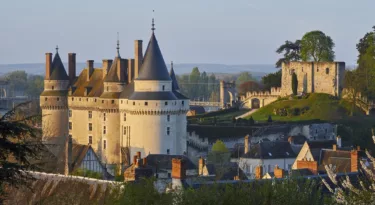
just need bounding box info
[152,10,155,31]
[116,32,120,57]
[56,45,59,53]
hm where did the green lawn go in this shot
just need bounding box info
[247,93,365,122]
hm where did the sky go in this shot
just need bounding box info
[0,0,374,66]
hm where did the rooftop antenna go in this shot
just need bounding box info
[116,32,121,57]
[56,45,59,53]
[151,10,155,32]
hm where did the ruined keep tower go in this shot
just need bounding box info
[220,80,237,108]
[40,48,70,156]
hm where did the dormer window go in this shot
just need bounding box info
[145,102,148,106]
[162,85,165,91]
[52,86,54,90]
[165,102,168,106]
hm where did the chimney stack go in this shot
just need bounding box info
[45,53,52,80]
[128,58,135,83]
[136,151,141,159]
[102,59,113,79]
[172,158,186,180]
[274,165,284,179]
[143,157,147,166]
[244,135,249,154]
[350,150,358,172]
[198,156,205,176]
[333,144,337,151]
[68,53,76,83]
[134,40,143,78]
[87,60,94,81]
[133,155,137,165]
[255,165,263,179]
[336,136,342,148]
[117,58,127,82]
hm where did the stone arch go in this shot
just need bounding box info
[220,81,237,108]
[251,98,260,109]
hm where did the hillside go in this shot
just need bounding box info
[246,93,365,122]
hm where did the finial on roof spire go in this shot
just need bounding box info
[116,32,121,57]
[56,45,59,53]
[151,10,155,32]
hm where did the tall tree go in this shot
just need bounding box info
[275,40,301,68]
[292,72,298,95]
[344,69,366,116]
[236,72,254,86]
[5,71,27,96]
[300,30,335,62]
[200,71,209,100]
[262,70,282,91]
[189,67,201,100]
[238,81,262,95]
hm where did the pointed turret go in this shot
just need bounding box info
[49,47,69,80]
[170,61,180,91]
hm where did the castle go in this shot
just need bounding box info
[241,61,345,109]
[40,20,189,172]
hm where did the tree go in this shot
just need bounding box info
[189,67,201,100]
[238,81,262,95]
[211,140,228,152]
[0,102,42,200]
[261,70,282,91]
[300,30,335,62]
[275,40,301,68]
[5,71,27,96]
[344,69,366,116]
[292,72,298,95]
[25,75,44,97]
[236,72,254,86]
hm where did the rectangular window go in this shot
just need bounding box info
[88,111,92,119]
[103,140,107,149]
[69,110,72,117]
[69,122,72,130]
[89,136,92,144]
[103,126,106,134]
[182,101,184,105]
[145,102,148,106]
[111,100,115,104]
[123,127,127,135]
[167,115,170,122]
[165,102,168,106]
[162,85,165,91]
[167,149,170,155]
[123,113,126,121]
[103,113,106,121]
[133,102,135,105]
[88,123,92,131]
[167,127,170,135]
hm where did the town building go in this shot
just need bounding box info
[40,19,189,174]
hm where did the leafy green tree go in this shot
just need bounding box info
[300,30,335,62]
[200,71,209,100]
[189,67,201,99]
[236,72,254,87]
[292,72,298,95]
[238,81,262,95]
[5,71,27,96]
[344,69,366,116]
[25,75,44,97]
[275,40,301,68]
[261,70,282,91]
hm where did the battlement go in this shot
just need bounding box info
[243,87,281,99]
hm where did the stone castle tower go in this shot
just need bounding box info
[40,50,70,156]
[40,20,189,173]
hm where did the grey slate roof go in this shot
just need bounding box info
[242,141,296,159]
[145,154,196,171]
[170,66,180,90]
[129,91,177,100]
[136,32,171,81]
[173,91,189,100]
[104,57,120,82]
[120,82,134,99]
[49,52,69,80]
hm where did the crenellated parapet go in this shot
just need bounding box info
[120,108,189,115]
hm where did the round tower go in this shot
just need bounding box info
[120,23,189,158]
[40,49,70,156]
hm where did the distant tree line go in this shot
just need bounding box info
[0,70,44,98]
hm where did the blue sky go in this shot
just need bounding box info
[0,0,374,65]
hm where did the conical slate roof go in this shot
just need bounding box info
[49,52,69,80]
[136,33,171,81]
[170,65,180,91]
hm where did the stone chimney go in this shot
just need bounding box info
[198,156,205,175]
[136,151,141,159]
[133,155,137,165]
[255,165,263,179]
[274,165,284,179]
[336,136,342,148]
[117,58,127,82]
[134,40,143,78]
[45,53,52,80]
[333,144,337,151]
[296,159,318,175]
[244,135,249,154]
[143,157,147,166]
[68,53,76,83]
[102,59,113,79]
[128,58,135,83]
[172,158,186,179]
[350,150,358,172]
[87,60,94,81]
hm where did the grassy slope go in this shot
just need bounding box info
[247,93,365,122]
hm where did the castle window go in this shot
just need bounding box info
[317,68,319,72]
[111,100,115,104]
[167,115,170,122]
[167,127,170,135]
[326,68,329,74]
[88,111,92,119]
[69,122,72,130]
[123,127,127,135]
[88,123,92,131]
[45,97,47,101]
[69,110,72,117]
[133,102,135,105]
[86,98,88,101]
[103,140,107,149]
[52,86,54,90]
[89,136,92,144]
[165,102,168,106]
[103,126,106,134]
[103,113,106,121]
[102,100,104,103]
[162,85,165,91]
[79,98,81,101]
[315,129,318,134]
[57,97,59,101]
[145,102,148,106]
[95,99,97,102]
[72,97,74,101]
[182,101,184,105]
[121,100,123,104]
[107,87,109,92]
[123,113,126,121]
[167,149,170,155]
